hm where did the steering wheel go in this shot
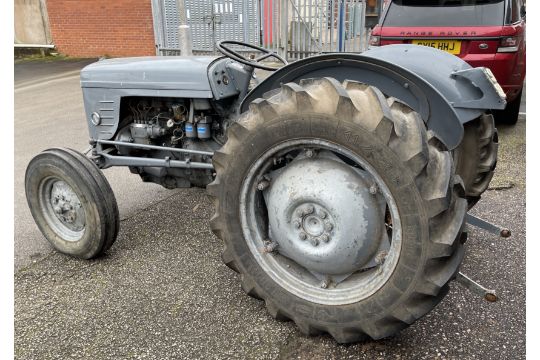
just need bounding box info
[216,40,288,71]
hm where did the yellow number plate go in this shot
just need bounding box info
[412,40,462,55]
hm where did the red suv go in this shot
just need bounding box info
[370,0,526,124]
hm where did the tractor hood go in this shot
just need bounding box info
[80,56,216,97]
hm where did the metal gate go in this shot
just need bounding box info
[152,0,260,55]
[261,0,369,61]
[152,0,371,59]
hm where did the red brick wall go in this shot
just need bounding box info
[46,0,156,57]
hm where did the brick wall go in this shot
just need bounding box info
[46,0,156,57]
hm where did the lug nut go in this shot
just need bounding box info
[263,241,279,253]
[309,237,319,246]
[305,205,314,214]
[257,180,270,191]
[305,149,314,158]
[369,184,378,195]
[320,279,330,289]
[324,222,333,232]
[320,234,329,243]
[319,211,327,219]
[293,220,301,229]
[299,232,307,241]
[375,251,388,265]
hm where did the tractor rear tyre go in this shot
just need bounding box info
[454,113,498,208]
[208,78,468,343]
[25,148,119,259]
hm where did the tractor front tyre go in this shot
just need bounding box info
[25,148,119,259]
[208,78,468,343]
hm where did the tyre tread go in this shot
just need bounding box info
[209,79,468,342]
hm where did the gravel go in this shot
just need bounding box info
[15,119,525,359]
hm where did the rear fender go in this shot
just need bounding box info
[241,45,506,150]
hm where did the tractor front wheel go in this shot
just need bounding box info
[25,148,119,259]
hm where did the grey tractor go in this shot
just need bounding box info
[25,41,505,343]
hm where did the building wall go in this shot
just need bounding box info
[15,0,52,44]
[46,0,156,57]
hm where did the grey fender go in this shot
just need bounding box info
[241,45,506,150]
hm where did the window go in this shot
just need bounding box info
[384,0,506,27]
[510,0,523,23]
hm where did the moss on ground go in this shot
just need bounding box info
[15,54,90,64]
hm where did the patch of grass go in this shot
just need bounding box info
[14,53,92,64]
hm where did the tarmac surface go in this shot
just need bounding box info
[14,58,526,359]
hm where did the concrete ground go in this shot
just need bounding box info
[15,59,526,359]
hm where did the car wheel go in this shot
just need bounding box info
[494,89,522,125]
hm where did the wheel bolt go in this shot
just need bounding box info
[299,232,307,240]
[324,222,333,232]
[375,251,388,265]
[320,280,329,289]
[257,180,270,191]
[321,234,329,242]
[369,184,378,195]
[319,211,327,219]
[305,149,314,158]
[263,241,279,253]
[305,205,314,214]
[309,237,319,246]
[293,220,301,229]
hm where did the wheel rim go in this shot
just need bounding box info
[38,177,86,242]
[240,139,402,305]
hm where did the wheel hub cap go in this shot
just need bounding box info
[264,154,387,275]
[49,181,85,231]
[292,203,334,246]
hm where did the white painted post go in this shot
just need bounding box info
[177,0,193,56]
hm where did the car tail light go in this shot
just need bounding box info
[369,35,380,47]
[498,37,519,53]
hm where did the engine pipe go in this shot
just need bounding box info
[99,153,214,170]
[96,139,214,156]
